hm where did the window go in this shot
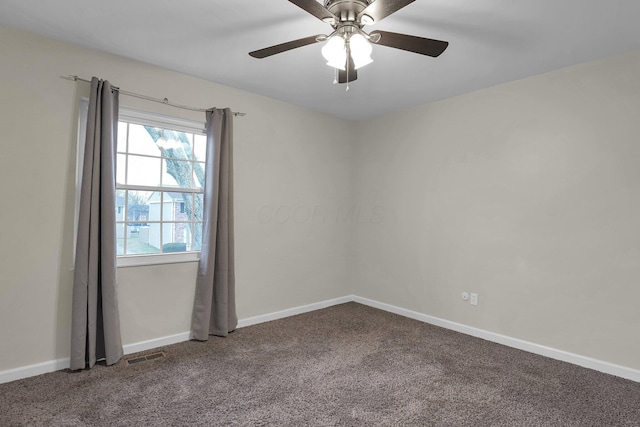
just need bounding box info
[76,100,207,267]
[116,107,207,265]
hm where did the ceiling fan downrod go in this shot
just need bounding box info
[323,0,374,26]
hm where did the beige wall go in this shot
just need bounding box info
[0,25,353,371]
[2,22,640,375]
[353,50,640,370]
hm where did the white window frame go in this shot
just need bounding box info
[76,99,207,268]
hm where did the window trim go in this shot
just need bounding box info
[118,106,206,135]
[117,251,200,268]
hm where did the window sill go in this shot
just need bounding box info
[117,252,200,268]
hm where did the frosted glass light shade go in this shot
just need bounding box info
[322,36,347,70]
[349,33,373,69]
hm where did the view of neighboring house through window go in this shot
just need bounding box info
[115,112,206,257]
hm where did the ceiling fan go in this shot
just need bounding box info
[249,0,449,87]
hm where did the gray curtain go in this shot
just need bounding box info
[192,108,237,340]
[70,77,123,370]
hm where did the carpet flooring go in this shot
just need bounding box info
[1,302,639,426]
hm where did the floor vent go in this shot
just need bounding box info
[126,351,166,365]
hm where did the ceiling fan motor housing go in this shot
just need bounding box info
[324,0,373,26]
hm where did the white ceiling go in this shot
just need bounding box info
[2,0,640,121]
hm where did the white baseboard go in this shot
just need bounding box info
[0,296,352,384]
[0,358,71,385]
[0,332,193,385]
[237,295,353,328]
[121,295,353,356]
[3,295,638,384]
[352,295,640,383]
[122,332,192,356]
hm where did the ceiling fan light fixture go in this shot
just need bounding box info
[322,36,347,70]
[349,33,373,69]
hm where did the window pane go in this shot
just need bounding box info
[192,222,203,251]
[159,130,192,158]
[194,193,204,222]
[127,155,161,187]
[116,190,126,221]
[162,223,188,253]
[162,192,186,252]
[116,223,125,256]
[161,192,186,221]
[117,122,128,153]
[155,191,203,252]
[128,124,162,157]
[147,222,162,252]
[162,159,192,188]
[146,191,163,223]
[185,133,194,160]
[127,190,152,223]
[126,224,160,255]
[162,216,193,252]
[116,154,126,185]
[193,193,204,252]
[194,134,206,162]
[165,192,194,220]
[193,162,205,188]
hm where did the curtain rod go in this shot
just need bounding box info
[61,75,246,117]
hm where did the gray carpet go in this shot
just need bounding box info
[1,303,639,426]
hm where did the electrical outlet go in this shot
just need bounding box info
[470,293,478,306]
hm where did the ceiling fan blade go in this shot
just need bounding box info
[371,30,449,57]
[358,0,415,24]
[249,35,323,59]
[338,56,357,84]
[289,0,339,23]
